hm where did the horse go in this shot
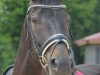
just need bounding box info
[3,0,100,75]
[3,0,75,75]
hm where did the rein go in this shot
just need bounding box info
[26,4,75,74]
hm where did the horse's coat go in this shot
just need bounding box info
[3,0,100,75]
[11,0,73,75]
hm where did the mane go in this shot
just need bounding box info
[32,0,62,4]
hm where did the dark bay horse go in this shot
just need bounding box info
[3,0,100,75]
[4,0,75,75]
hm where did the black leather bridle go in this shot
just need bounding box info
[26,4,75,74]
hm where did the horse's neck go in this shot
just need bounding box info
[12,19,43,75]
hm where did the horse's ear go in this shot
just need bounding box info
[31,0,38,2]
[30,0,38,4]
[31,0,36,2]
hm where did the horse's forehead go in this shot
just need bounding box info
[29,8,69,21]
[40,9,69,22]
[41,9,66,16]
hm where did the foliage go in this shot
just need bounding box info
[0,0,28,74]
[0,0,100,74]
[65,0,100,64]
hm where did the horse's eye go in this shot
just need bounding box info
[32,17,38,23]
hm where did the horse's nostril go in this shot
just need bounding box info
[50,59,58,69]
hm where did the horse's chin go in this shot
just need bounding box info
[48,72,68,75]
[48,68,70,75]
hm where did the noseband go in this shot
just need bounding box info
[40,34,70,68]
[27,4,75,73]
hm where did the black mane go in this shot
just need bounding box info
[32,0,62,4]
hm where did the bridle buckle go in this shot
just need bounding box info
[39,56,48,69]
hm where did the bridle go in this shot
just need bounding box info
[27,5,66,13]
[26,4,75,74]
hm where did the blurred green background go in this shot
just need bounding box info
[0,0,100,74]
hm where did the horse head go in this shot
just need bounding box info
[12,0,75,75]
[27,0,75,75]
